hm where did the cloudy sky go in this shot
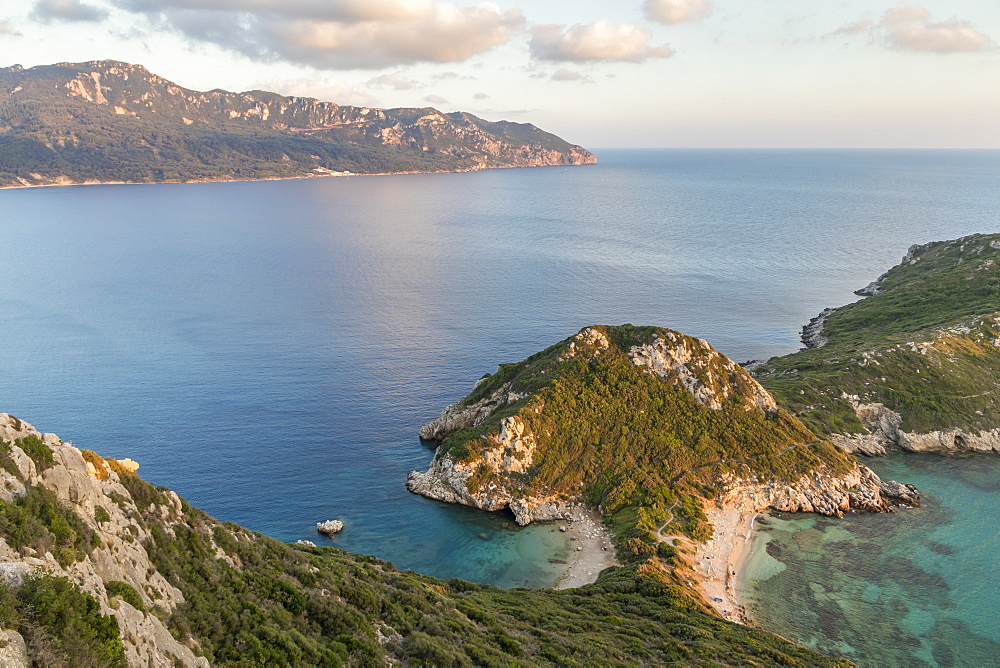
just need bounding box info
[1,0,998,148]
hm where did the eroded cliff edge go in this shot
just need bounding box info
[755,233,1000,458]
[408,326,917,549]
[0,413,206,666]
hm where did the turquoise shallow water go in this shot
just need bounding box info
[743,453,1000,667]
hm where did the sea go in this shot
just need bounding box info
[1,149,999,659]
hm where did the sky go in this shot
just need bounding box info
[0,0,998,148]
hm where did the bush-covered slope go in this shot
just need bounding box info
[0,60,595,187]
[754,234,1000,449]
[0,414,849,666]
[409,325,893,560]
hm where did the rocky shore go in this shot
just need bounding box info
[800,308,835,349]
[832,395,1000,457]
[551,509,618,590]
[408,415,577,526]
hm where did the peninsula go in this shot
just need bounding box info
[754,233,1000,455]
[0,60,595,188]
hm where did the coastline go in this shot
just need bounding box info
[0,161,595,192]
[552,509,619,590]
[692,505,759,624]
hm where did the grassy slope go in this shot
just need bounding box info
[0,435,848,666]
[439,324,852,555]
[755,233,1000,436]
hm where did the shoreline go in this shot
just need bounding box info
[692,505,760,624]
[0,161,595,192]
[551,509,618,590]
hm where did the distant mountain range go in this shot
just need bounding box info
[0,60,595,187]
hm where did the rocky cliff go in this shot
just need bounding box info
[0,413,205,666]
[0,60,595,187]
[755,234,1000,455]
[409,325,913,552]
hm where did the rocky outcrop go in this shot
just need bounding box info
[0,414,208,667]
[628,332,777,411]
[408,416,573,525]
[800,308,835,349]
[316,520,344,535]
[0,629,28,667]
[716,463,918,517]
[419,379,529,441]
[854,281,882,297]
[830,397,1000,456]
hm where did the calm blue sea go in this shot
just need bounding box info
[0,149,998,596]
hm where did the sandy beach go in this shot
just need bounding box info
[690,506,759,624]
[552,509,619,590]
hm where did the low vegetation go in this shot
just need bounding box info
[439,324,853,556]
[755,233,1000,436]
[0,575,126,666]
[0,484,96,567]
[143,512,847,666]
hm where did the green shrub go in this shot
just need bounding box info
[14,575,126,666]
[0,486,95,564]
[16,436,54,472]
[106,580,145,611]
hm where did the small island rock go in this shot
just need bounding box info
[316,520,344,535]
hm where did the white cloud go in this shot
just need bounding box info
[834,4,994,53]
[643,0,711,26]
[252,76,378,105]
[880,3,993,53]
[424,94,447,104]
[530,19,673,63]
[830,19,873,37]
[368,72,420,90]
[31,0,107,23]
[118,0,435,22]
[473,92,489,99]
[0,20,20,35]
[551,68,586,82]
[114,1,525,69]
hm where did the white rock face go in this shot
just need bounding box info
[628,334,777,411]
[316,520,344,535]
[0,414,208,667]
[419,377,529,441]
[559,327,610,360]
[717,462,917,517]
[407,416,573,525]
[830,397,1000,456]
[0,629,28,667]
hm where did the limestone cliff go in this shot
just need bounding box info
[715,463,918,517]
[0,414,206,666]
[409,415,576,525]
[409,325,912,548]
[756,233,1000,456]
[832,394,1000,456]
